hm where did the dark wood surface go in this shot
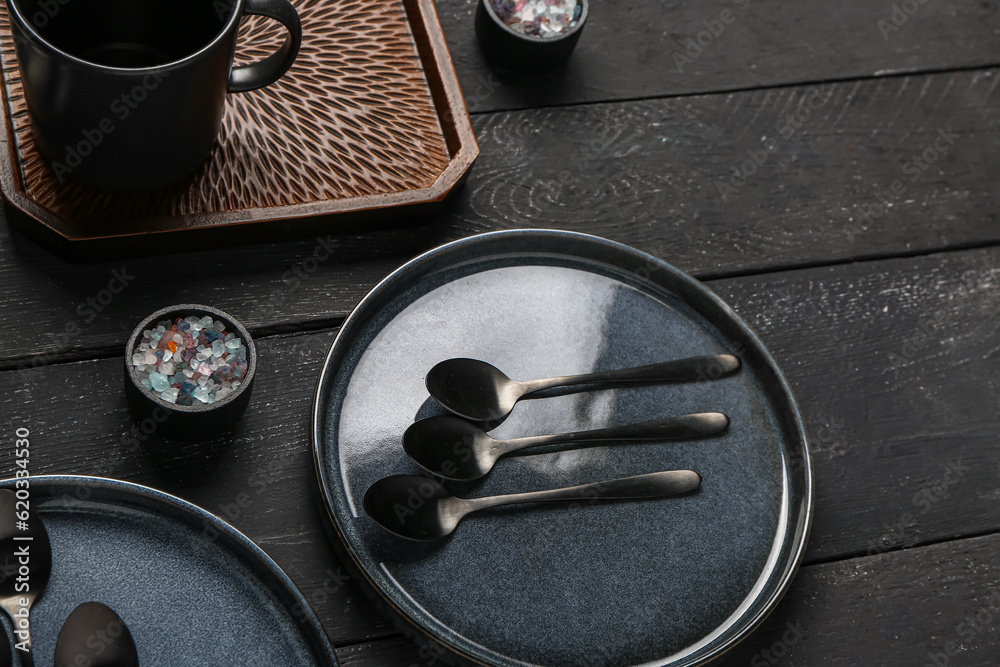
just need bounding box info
[1,0,998,665]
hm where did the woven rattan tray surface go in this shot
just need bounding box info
[0,0,477,253]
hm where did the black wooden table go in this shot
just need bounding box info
[2,1,999,665]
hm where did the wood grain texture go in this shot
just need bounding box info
[2,245,998,647]
[714,247,1000,562]
[335,532,1000,666]
[2,69,998,365]
[436,0,1000,113]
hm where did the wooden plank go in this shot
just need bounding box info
[713,245,1000,562]
[334,531,1000,666]
[2,69,999,365]
[1,246,998,645]
[436,0,1000,113]
[308,242,1000,571]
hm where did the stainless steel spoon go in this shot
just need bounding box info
[54,602,139,667]
[0,489,52,667]
[363,470,701,541]
[425,354,741,421]
[403,412,728,481]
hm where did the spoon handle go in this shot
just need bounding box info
[465,470,701,512]
[0,600,34,667]
[20,620,35,667]
[519,354,740,394]
[502,412,729,455]
[19,642,33,667]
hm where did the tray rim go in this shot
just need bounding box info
[0,473,340,666]
[310,228,814,667]
[0,0,478,245]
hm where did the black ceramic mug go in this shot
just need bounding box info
[5,0,302,191]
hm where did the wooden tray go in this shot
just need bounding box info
[0,0,478,257]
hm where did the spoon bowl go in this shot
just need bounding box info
[54,601,139,667]
[364,470,701,541]
[402,416,499,480]
[425,355,741,421]
[0,488,52,667]
[403,412,729,481]
[364,475,463,541]
[425,359,519,423]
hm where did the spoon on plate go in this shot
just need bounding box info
[364,470,701,541]
[0,616,11,667]
[0,489,52,667]
[425,354,741,422]
[54,602,139,667]
[403,412,728,481]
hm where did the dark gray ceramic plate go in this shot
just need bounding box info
[313,230,812,667]
[0,476,337,667]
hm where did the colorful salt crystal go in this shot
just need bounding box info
[213,367,234,383]
[212,340,225,357]
[149,371,169,392]
[489,0,582,38]
[160,388,179,404]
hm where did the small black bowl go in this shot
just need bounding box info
[124,304,256,440]
[475,0,588,71]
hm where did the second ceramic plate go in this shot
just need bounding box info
[312,229,811,667]
[0,476,337,666]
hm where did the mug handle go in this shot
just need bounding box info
[228,0,302,93]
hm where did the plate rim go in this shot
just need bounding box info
[311,228,814,667]
[0,474,340,666]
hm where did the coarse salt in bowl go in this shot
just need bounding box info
[124,304,256,439]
